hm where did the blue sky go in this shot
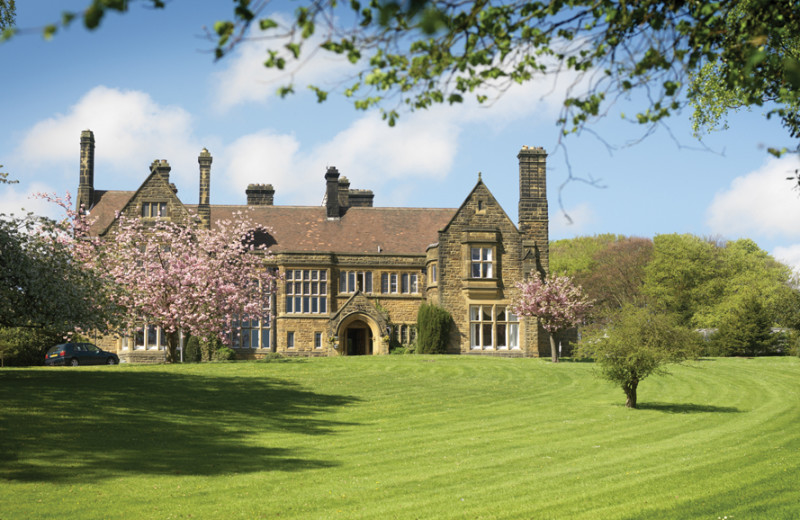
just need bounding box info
[3,1,800,270]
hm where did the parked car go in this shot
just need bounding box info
[44,343,119,366]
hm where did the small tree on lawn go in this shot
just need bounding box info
[511,272,592,363]
[47,194,277,362]
[576,305,700,408]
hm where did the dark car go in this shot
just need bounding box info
[45,343,119,366]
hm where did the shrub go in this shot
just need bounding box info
[184,336,202,363]
[201,337,223,361]
[0,327,65,366]
[416,303,452,354]
[214,346,236,361]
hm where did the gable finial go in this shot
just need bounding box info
[478,171,482,181]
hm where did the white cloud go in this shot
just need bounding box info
[218,108,461,205]
[707,156,800,239]
[220,131,302,203]
[773,244,800,273]
[550,203,596,238]
[0,181,61,220]
[212,18,354,112]
[15,86,200,190]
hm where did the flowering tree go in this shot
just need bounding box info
[46,194,276,362]
[511,273,592,363]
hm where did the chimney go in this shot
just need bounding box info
[198,148,212,229]
[246,184,275,205]
[338,176,350,208]
[348,189,374,207]
[518,146,549,275]
[150,159,171,182]
[77,130,95,212]
[325,166,340,219]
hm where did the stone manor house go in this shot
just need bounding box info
[77,130,550,362]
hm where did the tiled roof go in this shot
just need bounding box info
[196,205,455,255]
[87,190,134,233]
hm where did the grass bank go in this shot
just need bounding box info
[1,356,798,519]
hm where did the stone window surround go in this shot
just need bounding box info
[340,270,373,294]
[285,269,328,314]
[141,201,168,218]
[469,304,520,350]
[230,315,271,349]
[121,323,165,350]
[380,272,419,294]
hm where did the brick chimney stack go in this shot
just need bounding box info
[517,146,549,275]
[78,130,95,212]
[325,166,340,219]
[246,184,275,205]
[150,159,171,182]
[198,148,212,229]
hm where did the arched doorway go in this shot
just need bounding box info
[343,319,373,356]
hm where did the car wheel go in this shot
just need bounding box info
[70,358,79,367]
[107,357,117,365]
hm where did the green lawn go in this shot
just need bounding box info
[1,356,798,519]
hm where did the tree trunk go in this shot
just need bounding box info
[549,332,559,363]
[165,331,179,363]
[623,379,638,408]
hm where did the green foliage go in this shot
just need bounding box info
[15,1,800,154]
[184,336,202,363]
[577,305,701,408]
[213,346,236,361]
[416,303,451,354]
[0,326,63,366]
[0,206,120,334]
[258,352,286,362]
[713,295,776,357]
[643,235,794,331]
[200,336,224,361]
[549,234,623,277]
[0,0,15,32]
[689,0,800,150]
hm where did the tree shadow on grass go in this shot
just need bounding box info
[638,402,742,414]
[0,369,360,482]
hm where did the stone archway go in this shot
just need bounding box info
[338,317,374,356]
[328,291,390,355]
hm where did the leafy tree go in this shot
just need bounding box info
[578,237,654,318]
[511,273,592,363]
[576,305,700,408]
[714,294,775,356]
[0,0,14,32]
[689,0,800,152]
[0,326,63,367]
[416,303,451,354]
[11,1,800,154]
[549,234,622,277]
[644,234,794,332]
[643,234,727,327]
[1,186,118,335]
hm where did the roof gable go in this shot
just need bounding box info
[98,161,190,235]
[441,178,518,234]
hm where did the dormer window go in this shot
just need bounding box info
[142,202,167,218]
[471,247,493,278]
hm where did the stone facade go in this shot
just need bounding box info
[77,130,550,362]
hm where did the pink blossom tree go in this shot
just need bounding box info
[511,273,593,363]
[46,194,276,362]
